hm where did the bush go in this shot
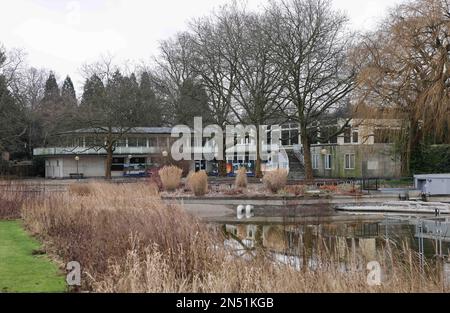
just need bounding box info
[411,144,450,174]
[159,166,182,192]
[188,170,208,196]
[235,167,248,189]
[263,169,288,193]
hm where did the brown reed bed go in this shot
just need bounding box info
[17,181,450,292]
[0,180,41,220]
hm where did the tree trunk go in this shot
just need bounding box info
[301,130,314,181]
[255,126,263,178]
[219,135,228,176]
[218,160,227,177]
[105,143,113,180]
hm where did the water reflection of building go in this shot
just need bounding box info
[225,222,382,260]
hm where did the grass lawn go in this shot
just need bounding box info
[0,220,66,292]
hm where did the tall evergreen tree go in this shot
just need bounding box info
[61,75,77,106]
[139,71,163,126]
[176,78,211,127]
[79,70,148,179]
[39,72,73,144]
[80,74,105,110]
[0,75,26,154]
[43,72,60,102]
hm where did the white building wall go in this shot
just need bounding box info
[61,156,105,178]
[45,158,63,178]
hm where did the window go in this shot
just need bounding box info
[127,137,139,147]
[148,138,157,147]
[130,157,146,164]
[116,139,126,147]
[312,154,320,169]
[85,137,99,147]
[159,137,170,148]
[132,137,147,147]
[352,129,359,144]
[374,129,400,144]
[128,157,146,170]
[325,155,332,170]
[345,154,355,169]
[291,129,299,145]
[344,128,351,144]
[281,130,290,146]
[344,127,359,144]
[111,157,125,171]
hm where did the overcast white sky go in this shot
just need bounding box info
[0,0,405,92]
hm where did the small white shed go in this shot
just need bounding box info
[414,174,450,196]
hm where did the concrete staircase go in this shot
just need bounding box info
[286,149,304,180]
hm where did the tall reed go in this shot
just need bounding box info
[20,181,449,293]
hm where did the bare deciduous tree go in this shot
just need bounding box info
[265,0,356,180]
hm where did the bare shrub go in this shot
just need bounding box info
[262,169,288,193]
[159,166,182,191]
[188,171,208,196]
[235,167,248,189]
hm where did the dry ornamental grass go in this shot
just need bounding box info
[187,170,209,196]
[262,169,288,194]
[235,167,248,189]
[159,166,183,192]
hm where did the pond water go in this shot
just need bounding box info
[210,209,450,265]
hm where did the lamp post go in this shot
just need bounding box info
[128,155,133,175]
[74,156,80,180]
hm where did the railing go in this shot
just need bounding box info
[361,177,414,191]
[33,146,163,156]
[292,144,304,165]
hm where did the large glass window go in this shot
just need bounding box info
[282,130,290,146]
[128,137,146,147]
[111,157,125,171]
